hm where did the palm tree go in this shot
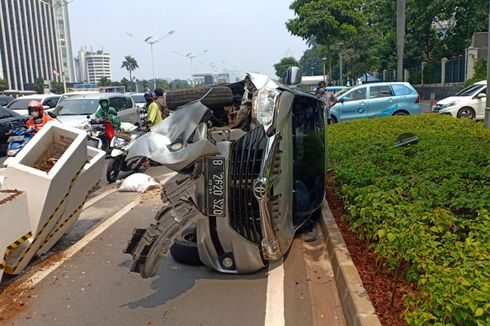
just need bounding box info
[121,55,139,82]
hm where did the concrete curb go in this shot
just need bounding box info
[320,200,381,326]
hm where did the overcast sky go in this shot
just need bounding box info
[69,0,308,82]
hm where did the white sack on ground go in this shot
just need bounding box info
[119,173,160,193]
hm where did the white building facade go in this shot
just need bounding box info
[76,49,112,85]
[0,0,64,90]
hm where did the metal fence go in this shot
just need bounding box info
[445,56,465,84]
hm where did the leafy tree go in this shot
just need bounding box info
[34,77,44,94]
[50,81,64,94]
[273,57,300,81]
[98,77,112,87]
[169,79,190,89]
[120,78,131,92]
[111,81,122,87]
[0,78,8,91]
[121,56,139,83]
[464,59,487,87]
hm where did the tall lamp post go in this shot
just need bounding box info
[322,57,327,83]
[174,50,208,85]
[338,42,344,85]
[126,30,175,90]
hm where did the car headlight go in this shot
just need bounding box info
[441,101,459,109]
[253,88,280,131]
[113,137,128,148]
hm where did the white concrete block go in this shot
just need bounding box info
[0,191,31,282]
[36,147,105,256]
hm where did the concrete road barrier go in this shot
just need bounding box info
[0,191,31,281]
[0,122,102,279]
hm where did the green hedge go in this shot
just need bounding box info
[328,115,490,325]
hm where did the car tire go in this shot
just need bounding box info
[393,110,409,116]
[166,86,233,110]
[457,107,475,119]
[330,115,338,124]
[170,225,202,266]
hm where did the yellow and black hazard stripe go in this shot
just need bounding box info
[0,232,32,271]
[6,165,84,274]
[41,181,100,248]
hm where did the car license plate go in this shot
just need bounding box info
[8,135,24,142]
[207,157,225,217]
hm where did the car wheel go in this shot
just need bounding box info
[393,110,409,116]
[329,115,338,124]
[166,86,233,111]
[457,107,475,119]
[170,225,202,266]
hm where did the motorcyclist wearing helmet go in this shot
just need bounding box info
[95,96,120,130]
[144,91,162,127]
[26,100,53,131]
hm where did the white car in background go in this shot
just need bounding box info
[130,93,146,109]
[434,80,486,120]
[6,94,61,116]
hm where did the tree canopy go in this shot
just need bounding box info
[274,57,300,81]
[285,0,489,80]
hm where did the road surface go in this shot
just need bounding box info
[0,165,346,326]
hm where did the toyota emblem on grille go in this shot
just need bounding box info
[253,180,266,199]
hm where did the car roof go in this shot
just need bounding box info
[474,80,487,85]
[63,93,128,100]
[15,94,59,99]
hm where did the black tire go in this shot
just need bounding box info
[457,107,475,119]
[106,157,122,183]
[393,110,409,116]
[330,115,338,124]
[166,86,233,110]
[170,226,201,266]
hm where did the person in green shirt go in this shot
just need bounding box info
[144,91,162,127]
[95,96,120,130]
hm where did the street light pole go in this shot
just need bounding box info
[338,42,344,85]
[126,30,175,90]
[174,50,208,86]
[322,57,327,82]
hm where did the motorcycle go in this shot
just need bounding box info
[6,127,36,157]
[105,121,149,183]
[82,117,115,153]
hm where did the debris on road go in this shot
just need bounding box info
[118,173,160,193]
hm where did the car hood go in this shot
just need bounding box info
[56,115,93,128]
[437,96,465,105]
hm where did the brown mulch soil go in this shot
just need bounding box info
[32,144,66,172]
[326,173,417,326]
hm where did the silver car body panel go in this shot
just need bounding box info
[126,101,219,171]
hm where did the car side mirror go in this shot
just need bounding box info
[43,105,50,110]
[339,98,345,103]
[477,93,486,99]
[47,111,56,118]
[286,67,302,86]
[395,133,419,147]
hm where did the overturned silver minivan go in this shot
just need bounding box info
[124,70,326,277]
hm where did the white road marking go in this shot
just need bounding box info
[0,198,140,314]
[265,258,285,326]
[84,188,118,209]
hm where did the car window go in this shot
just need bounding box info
[54,98,100,116]
[131,94,145,103]
[342,88,366,102]
[7,98,42,111]
[43,97,60,108]
[126,97,134,109]
[0,108,11,119]
[0,97,13,106]
[456,84,484,96]
[111,97,128,112]
[391,84,413,96]
[370,85,393,99]
[478,87,486,95]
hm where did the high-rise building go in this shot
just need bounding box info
[0,0,72,90]
[53,0,75,82]
[75,49,112,85]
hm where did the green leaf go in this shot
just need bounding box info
[475,308,484,317]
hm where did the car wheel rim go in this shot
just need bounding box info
[460,109,472,118]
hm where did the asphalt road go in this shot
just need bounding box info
[0,164,346,326]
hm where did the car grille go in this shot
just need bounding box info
[229,126,266,244]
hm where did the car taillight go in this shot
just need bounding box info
[415,95,420,103]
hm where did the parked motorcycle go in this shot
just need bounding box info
[106,122,148,183]
[6,127,36,157]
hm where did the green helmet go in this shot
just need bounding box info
[99,96,110,110]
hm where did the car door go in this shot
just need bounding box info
[335,86,368,121]
[474,86,486,119]
[111,97,131,123]
[367,84,396,117]
[0,108,23,152]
